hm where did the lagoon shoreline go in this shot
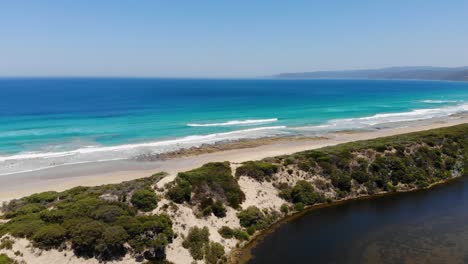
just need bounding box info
[229,175,466,264]
[1,116,467,203]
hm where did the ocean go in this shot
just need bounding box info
[1,78,467,175]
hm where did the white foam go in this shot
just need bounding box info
[0,126,289,176]
[294,103,468,132]
[420,99,460,104]
[187,118,278,127]
[0,126,287,163]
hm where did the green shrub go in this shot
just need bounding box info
[246,226,256,235]
[0,254,15,264]
[204,242,226,264]
[166,179,192,203]
[235,161,278,181]
[182,227,226,263]
[331,174,352,191]
[218,226,234,239]
[0,237,14,250]
[92,204,129,223]
[0,173,172,262]
[211,200,227,218]
[168,162,245,209]
[40,209,66,223]
[131,189,159,212]
[4,203,46,219]
[70,220,106,257]
[218,226,249,241]
[199,198,227,218]
[297,161,312,172]
[95,226,129,260]
[283,157,294,166]
[4,214,45,238]
[280,203,289,215]
[182,226,210,260]
[232,229,250,241]
[32,224,66,249]
[278,188,292,201]
[290,180,324,205]
[351,170,370,184]
[294,202,305,211]
[26,191,58,204]
[237,206,266,230]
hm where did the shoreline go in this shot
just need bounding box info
[230,175,466,264]
[1,117,467,203]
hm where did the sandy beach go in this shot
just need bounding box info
[1,117,467,203]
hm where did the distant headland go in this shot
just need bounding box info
[274,66,468,81]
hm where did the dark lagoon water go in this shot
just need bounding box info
[247,177,468,264]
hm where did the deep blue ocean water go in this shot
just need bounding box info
[1,78,467,175]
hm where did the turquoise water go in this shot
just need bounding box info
[0,78,467,175]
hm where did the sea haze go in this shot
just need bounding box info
[0,78,467,175]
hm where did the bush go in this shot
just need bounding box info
[237,206,266,230]
[280,204,289,215]
[4,203,46,218]
[32,224,66,249]
[182,226,210,260]
[290,180,323,205]
[294,202,305,211]
[218,226,234,239]
[331,174,352,191]
[0,237,14,250]
[40,209,66,223]
[218,226,249,241]
[93,204,129,223]
[95,226,129,260]
[26,191,58,203]
[351,170,370,184]
[199,198,227,218]
[4,215,45,238]
[168,162,245,209]
[131,189,159,212]
[211,201,227,218]
[0,254,15,264]
[182,227,226,263]
[204,242,226,264]
[0,173,173,262]
[70,220,106,257]
[235,161,278,181]
[166,179,192,204]
[232,229,250,241]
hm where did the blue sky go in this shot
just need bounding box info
[1,0,467,77]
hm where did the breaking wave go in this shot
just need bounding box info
[294,103,468,132]
[187,118,278,127]
[0,126,288,176]
[420,99,460,104]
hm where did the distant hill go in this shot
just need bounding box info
[275,66,468,81]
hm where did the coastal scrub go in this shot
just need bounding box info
[167,162,245,209]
